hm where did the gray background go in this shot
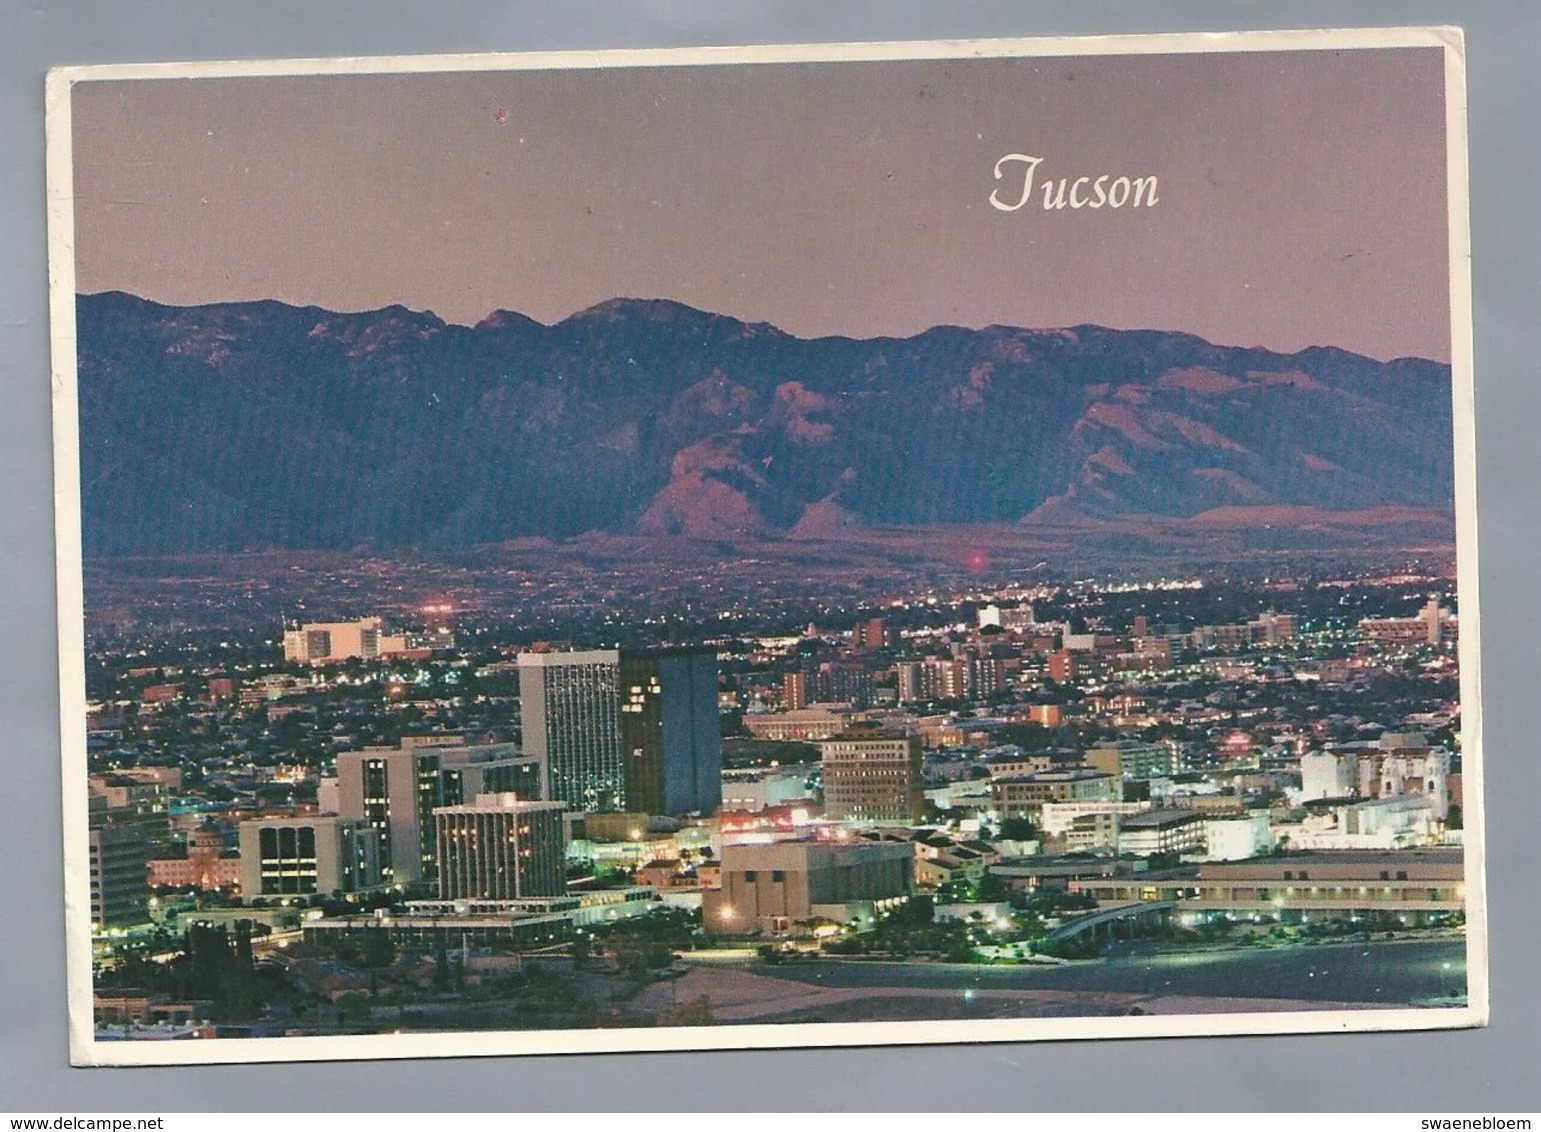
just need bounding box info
[2,0,1535,1113]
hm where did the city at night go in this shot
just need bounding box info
[49,33,1482,1064]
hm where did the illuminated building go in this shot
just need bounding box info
[1070,848,1465,926]
[1048,649,1079,683]
[1116,809,1207,857]
[518,649,626,813]
[433,794,568,900]
[990,769,1120,819]
[1084,739,1181,781]
[704,838,913,935]
[336,746,449,884]
[782,669,809,711]
[282,616,399,664]
[1358,597,1447,647]
[336,742,546,884]
[819,731,923,824]
[237,814,383,898]
[618,648,723,816]
[88,824,149,930]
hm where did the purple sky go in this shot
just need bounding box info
[71,46,1451,362]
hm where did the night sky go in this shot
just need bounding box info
[69,44,1452,362]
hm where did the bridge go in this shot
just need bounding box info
[1042,900,1176,945]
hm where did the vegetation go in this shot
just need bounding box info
[96,923,269,1021]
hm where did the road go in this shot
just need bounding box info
[742,938,1468,1006]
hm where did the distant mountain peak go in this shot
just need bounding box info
[564,295,721,324]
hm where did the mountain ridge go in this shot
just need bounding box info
[73,291,1455,556]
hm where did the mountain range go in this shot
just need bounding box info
[73,291,1455,556]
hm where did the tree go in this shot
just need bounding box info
[997,816,1036,841]
[615,946,652,982]
[942,933,974,963]
[433,935,452,992]
[978,872,1009,902]
[889,894,934,927]
[359,929,396,970]
[335,991,372,1025]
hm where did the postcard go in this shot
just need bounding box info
[46,27,1484,1066]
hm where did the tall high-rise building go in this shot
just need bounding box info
[518,649,625,813]
[1048,648,1079,683]
[619,648,723,817]
[336,741,547,884]
[819,730,924,824]
[88,774,174,856]
[439,744,545,807]
[854,618,886,650]
[783,669,808,711]
[86,774,169,931]
[434,794,568,900]
[921,657,968,701]
[88,824,149,930]
[336,747,446,884]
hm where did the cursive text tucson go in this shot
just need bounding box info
[989,153,1159,212]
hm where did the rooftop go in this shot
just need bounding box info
[1120,809,1206,830]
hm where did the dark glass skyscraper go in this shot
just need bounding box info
[619,648,723,817]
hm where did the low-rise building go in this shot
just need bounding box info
[720,768,813,813]
[237,815,383,899]
[1117,809,1208,857]
[94,992,215,1029]
[303,888,657,952]
[990,769,1119,819]
[989,856,1150,892]
[1276,795,1438,852]
[1038,800,1152,837]
[741,707,855,742]
[1084,739,1181,781]
[1203,814,1273,861]
[146,823,240,892]
[703,838,913,935]
[914,850,987,890]
[284,616,401,665]
[1070,848,1465,925]
[981,751,1055,779]
[1061,812,1122,854]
